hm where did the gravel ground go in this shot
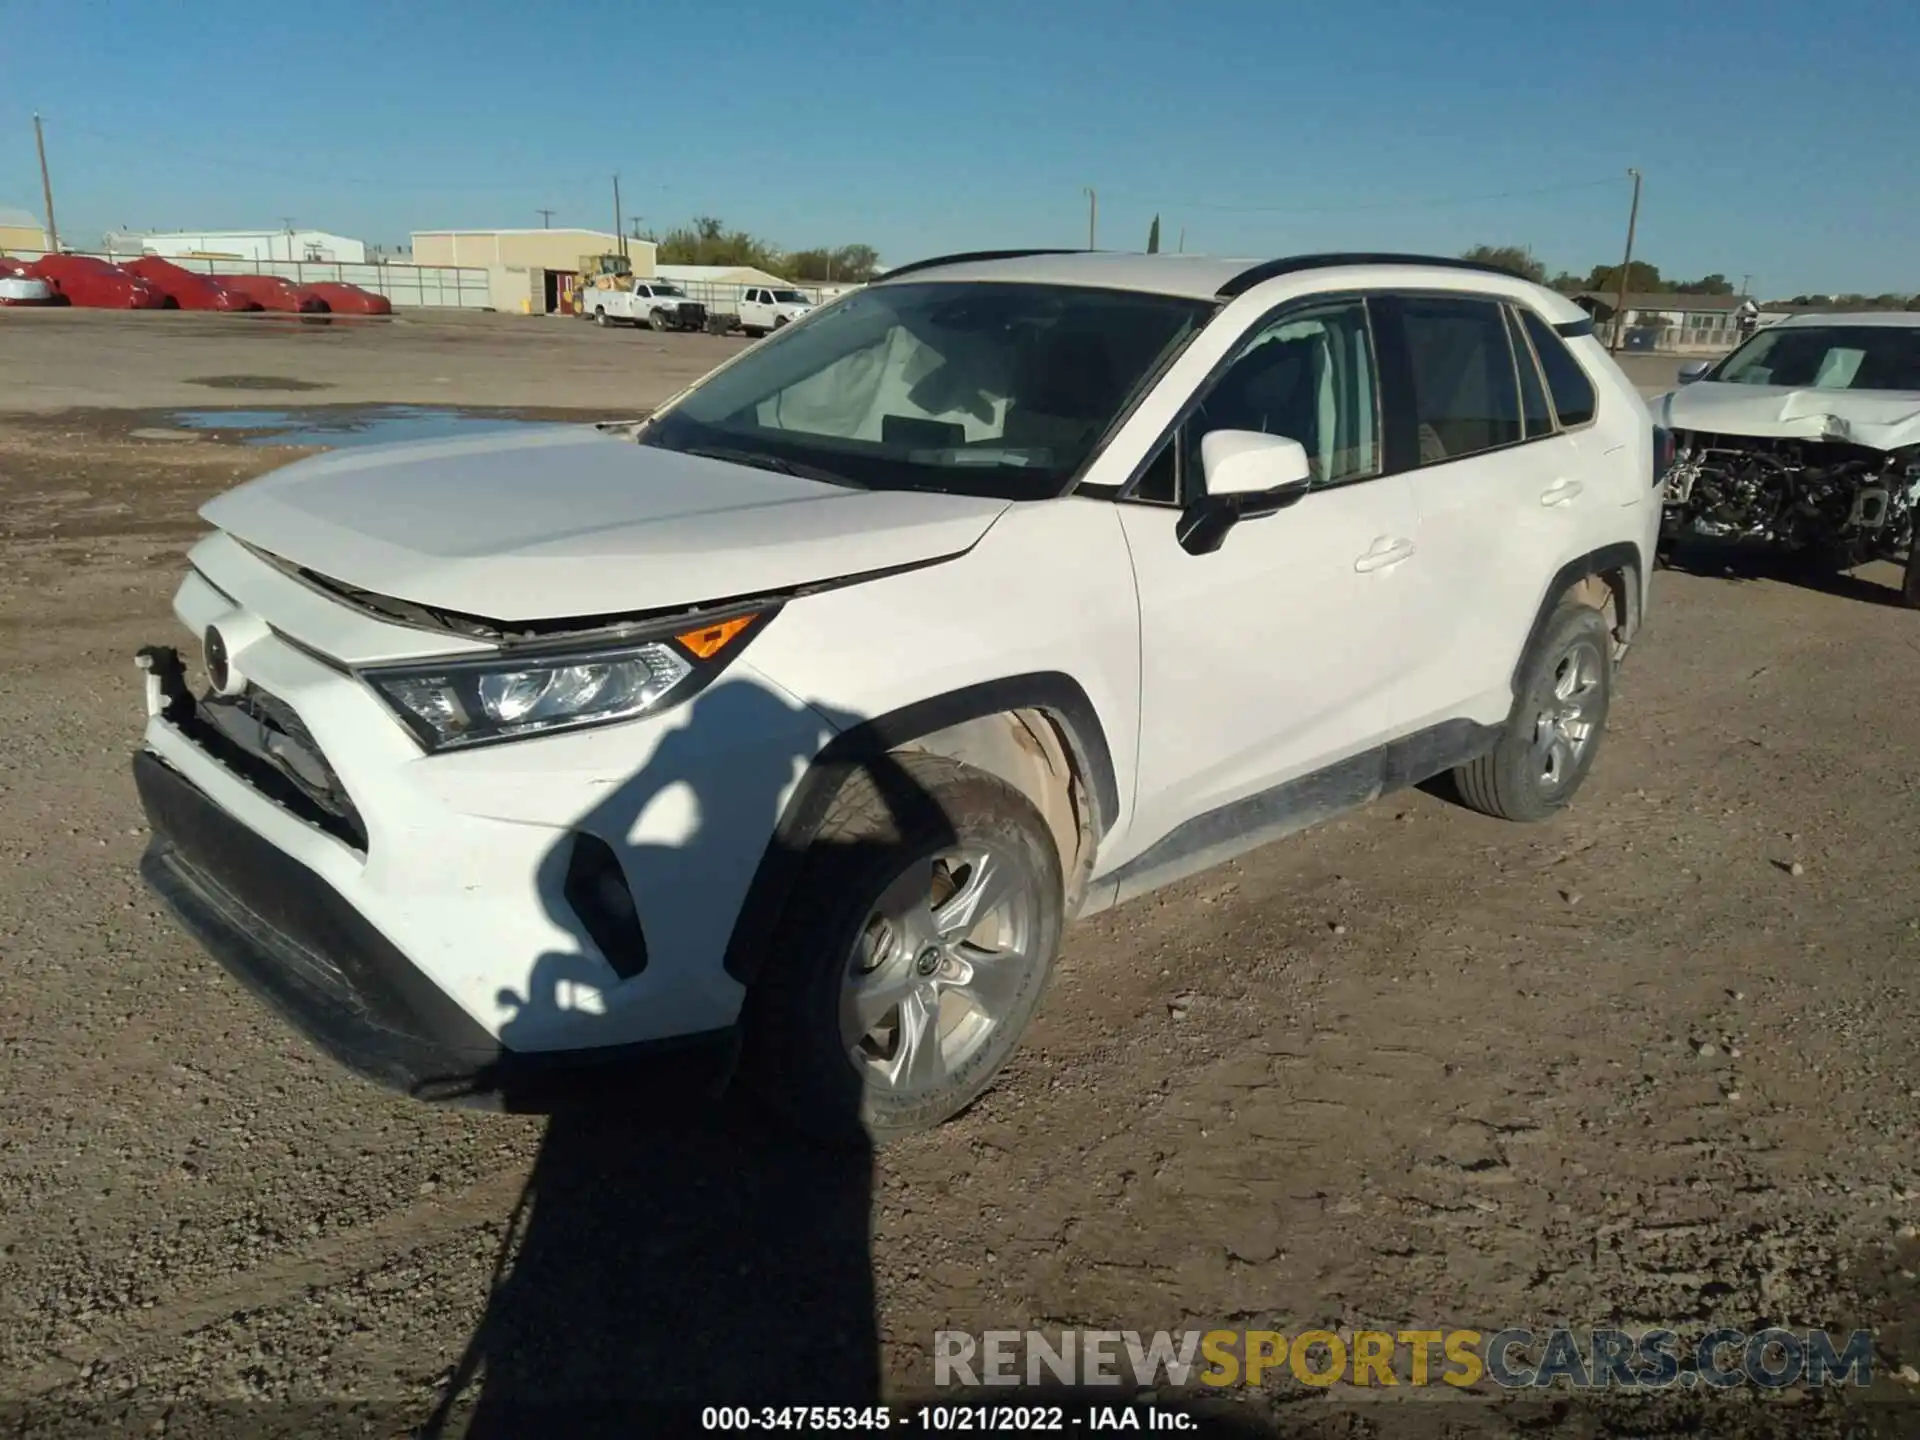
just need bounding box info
[0,324,1915,1438]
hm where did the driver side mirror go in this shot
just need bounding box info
[1177,430,1315,556]
[1676,359,1713,384]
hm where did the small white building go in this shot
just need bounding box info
[654,263,797,290]
[124,229,369,265]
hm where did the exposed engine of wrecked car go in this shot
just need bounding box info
[1661,431,1920,564]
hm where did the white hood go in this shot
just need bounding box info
[199,425,1009,620]
[1657,381,1920,451]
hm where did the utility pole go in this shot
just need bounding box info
[33,113,59,252]
[612,173,625,261]
[537,209,554,229]
[1177,225,1185,254]
[280,217,297,264]
[1083,187,1097,250]
[1740,273,1752,300]
[1608,167,1641,354]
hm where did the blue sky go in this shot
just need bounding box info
[3,0,1915,296]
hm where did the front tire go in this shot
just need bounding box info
[650,308,670,332]
[741,753,1063,1148]
[1452,602,1613,822]
[1903,534,1920,610]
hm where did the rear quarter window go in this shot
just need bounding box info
[1521,310,1597,428]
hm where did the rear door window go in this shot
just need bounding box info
[1520,310,1597,427]
[1396,296,1522,465]
[1505,306,1555,439]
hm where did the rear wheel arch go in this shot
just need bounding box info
[1513,542,1644,692]
[721,673,1118,988]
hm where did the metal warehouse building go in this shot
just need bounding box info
[0,206,49,253]
[411,228,657,314]
[126,229,368,264]
[654,263,796,291]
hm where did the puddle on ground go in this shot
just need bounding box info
[166,405,579,449]
[184,375,332,391]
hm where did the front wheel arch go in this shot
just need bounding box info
[721,674,1119,989]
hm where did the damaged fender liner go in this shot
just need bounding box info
[134,751,737,1108]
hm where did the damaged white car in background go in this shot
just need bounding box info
[1652,311,1920,606]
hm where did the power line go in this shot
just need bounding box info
[48,121,601,193]
[1077,174,1630,218]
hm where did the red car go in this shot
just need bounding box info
[214,274,330,313]
[29,254,166,309]
[304,281,393,316]
[122,256,263,312]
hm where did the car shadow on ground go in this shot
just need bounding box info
[404,678,1316,1437]
[410,677,893,1434]
[1661,536,1913,609]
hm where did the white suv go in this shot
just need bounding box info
[133,251,1661,1143]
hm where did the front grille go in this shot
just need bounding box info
[678,302,707,325]
[182,685,368,852]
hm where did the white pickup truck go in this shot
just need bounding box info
[583,279,710,332]
[736,285,814,337]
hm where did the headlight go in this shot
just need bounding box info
[360,609,767,752]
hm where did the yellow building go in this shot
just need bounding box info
[410,228,658,314]
[0,207,49,254]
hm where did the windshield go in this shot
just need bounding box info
[771,289,811,304]
[1710,325,1920,391]
[646,283,686,297]
[639,281,1211,500]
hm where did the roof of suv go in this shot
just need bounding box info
[870,249,1583,313]
[1769,310,1920,330]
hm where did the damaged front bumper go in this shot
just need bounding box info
[131,642,740,1107]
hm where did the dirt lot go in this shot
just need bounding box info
[0,307,754,416]
[0,316,1915,1438]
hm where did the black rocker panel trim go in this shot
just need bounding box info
[1083,717,1499,913]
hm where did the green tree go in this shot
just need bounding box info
[1459,245,1545,283]
[655,215,782,271]
[1547,271,1585,295]
[1585,260,1664,294]
[1147,215,1161,254]
[783,244,882,283]
[1673,273,1734,295]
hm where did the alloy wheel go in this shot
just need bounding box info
[839,842,1042,1100]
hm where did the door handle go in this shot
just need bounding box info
[1540,477,1585,506]
[1354,537,1415,573]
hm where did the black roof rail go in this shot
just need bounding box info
[872,248,1090,283]
[1217,252,1534,299]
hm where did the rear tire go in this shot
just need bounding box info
[593,307,608,327]
[741,753,1063,1149]
[1452,602,1613,823]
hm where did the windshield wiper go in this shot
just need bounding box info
[673,444,865,489]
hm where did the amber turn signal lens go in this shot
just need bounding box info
[675,613,757,659]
